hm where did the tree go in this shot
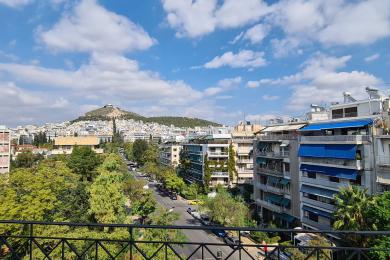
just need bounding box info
[333,186,375,247]
[201,190,250,227]
[13,150,43,168]
[133,139,148,164]
[131,191,156,221]
[67,146,101,181]
[123,141,135,161]
[88,171,127,223]
[203,153,211,191]
[227,143,237,184]
[142,143,158,164]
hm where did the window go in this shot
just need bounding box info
[173,148,177,152]
[332,109,343,119]
[304,211,319,222]
[307,172,316,179]
[344,107,358,118]
[350,175,362,185]
[329,176,339,183]
[284,163,290,172]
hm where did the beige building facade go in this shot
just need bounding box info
[52,136,103,154]
[0,126,11,174]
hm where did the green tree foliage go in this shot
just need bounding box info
[282,236,332,260]
[142,143,158,164]
[33,131,49,147]
[0,160,79,224]
[183,183,200,199]
[132,191,156,220]
[99,153,127,173]
[201,190,250,227]
[333,186,375,247]
[123,141,135,161]
[227,143,237,183]
[89,171,127,223]
[133,139,148,164]
[67,145,102,181]
[13,150,43,168]
[203,154,211,191]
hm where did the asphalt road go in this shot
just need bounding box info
[130,168,257,259]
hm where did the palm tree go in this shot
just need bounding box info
[333,185,374,246]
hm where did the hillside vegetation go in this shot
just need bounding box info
[73,105,221,127]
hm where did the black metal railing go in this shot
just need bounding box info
[0,220,389,259]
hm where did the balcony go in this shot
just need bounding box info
[237,159,252,164]
[211,171,229,177]
[301,176,349,190]
[300,157,363,170]
[302,218,332,230]
[299,135,371,144]
[208,152,228,157]
[255,165,283,176]
[257,134,297,141]
[256,183,289,195]
[232,138,254,144]
[0,220,386,260]
[302,197,335,212]
[255,199,290,214]
[257,151,289,158]
[377,156,390,167]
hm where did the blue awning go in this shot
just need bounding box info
[300,164,357,180]
[265,193,283,204]
[301,185,337,199]
[280,198,291,207]
[298,144,357,159]
[302,205,332,219]
[277,213,295,223]
[299,118,373,132]
[267,176,280,185]
[280,178,290,185]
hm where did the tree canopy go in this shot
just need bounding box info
[67,146,102,181]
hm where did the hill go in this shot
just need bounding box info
[73,105,221,127]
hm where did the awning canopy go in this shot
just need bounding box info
[298,144,357,159]
[276,213,296,223]
[299,118,373,132]
[300,164,357,180]
[256,157,267,165]
[265,193,283,204]
[302,205,332,219]
[280,198,291,207]
[301,185,336,199]
[280,178,290,185]
[262,124,306,132]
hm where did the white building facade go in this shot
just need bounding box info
[0,126,11,174]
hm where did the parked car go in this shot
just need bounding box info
[187,207,195,214]
[212,229,227,238]
[170,193,178,200]
[224,236,240,248]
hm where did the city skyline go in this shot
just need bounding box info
[1,0,390,126]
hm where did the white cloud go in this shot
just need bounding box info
[204,77,241,96]
[365,53,380,62]
[0,53,203,106]
[0,0,33,8]
[250,53,382,111]
[246,79,272,88]
[243,23,269,44]
[161,0,270,38]
[204,50,266,69]
[262,94,279,101]
[39,0,156,53]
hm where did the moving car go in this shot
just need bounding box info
[186,207,195,214]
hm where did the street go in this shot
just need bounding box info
[131,169,259,260]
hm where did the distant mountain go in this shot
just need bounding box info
[73,105,221,127]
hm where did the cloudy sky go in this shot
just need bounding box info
[0,0,389,126]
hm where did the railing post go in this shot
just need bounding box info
[165,243,168,260]
[29,223,33,260]
[61,239,65,260]
[239,231,242,260]
[129,227,133,259]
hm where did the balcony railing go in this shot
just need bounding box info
[211,171,229,177]
[377,156,390,166]
[300,157,363,169]
[257,134,297,141]
[0,220,389,260]
[257,151,289,158]
[208,152,228,156]
[299,135,371,143]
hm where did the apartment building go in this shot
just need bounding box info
[298,91,381,230]
[159,141,182,168]
[0,126,11,174]
[232,121,262,185]
[182,134,231,187]
[253,123,306,228]
[52,136,103,154]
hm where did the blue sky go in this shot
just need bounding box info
[0,0,390,126]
